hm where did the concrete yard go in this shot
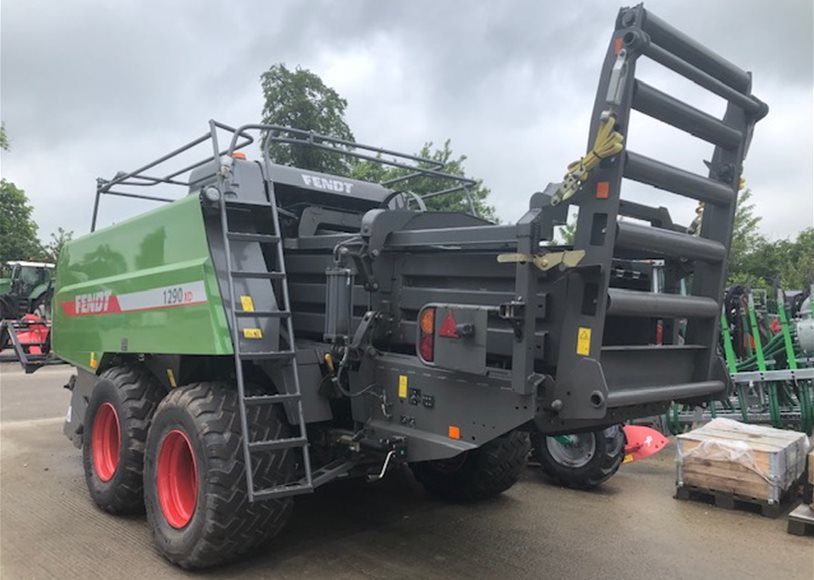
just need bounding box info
[1,363,811,579]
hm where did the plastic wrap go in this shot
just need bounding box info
[676,418,810,502]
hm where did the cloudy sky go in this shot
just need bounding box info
[2,0,812,242]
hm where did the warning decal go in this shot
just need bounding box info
[62,281,207,317]
[577,327,592,356]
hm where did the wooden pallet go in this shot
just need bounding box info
[674,483,796,518]
[787,503,814,536]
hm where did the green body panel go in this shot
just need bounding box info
[0,278,10,297]
[52,194,232,371]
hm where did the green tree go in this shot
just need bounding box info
[778,228,814,289]
[351,140,497,220]
[728,189,764,280]
[260,64,355,175]
[44,227,74,263]
[0,125,44,262]
[555,212,578,245]
[0,179,44,263]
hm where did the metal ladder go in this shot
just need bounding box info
[216,185,314,502]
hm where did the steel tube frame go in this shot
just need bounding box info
[624,151,734,205]
[607,288,719,318]
[607,380,725,407]
[632,7,750,92]
[615,221,726,262]
[632,80,743,149]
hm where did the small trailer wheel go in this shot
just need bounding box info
[410,429,530,501]
[82,364,164,513]
[530,424,625,490]
[144,382,295,569]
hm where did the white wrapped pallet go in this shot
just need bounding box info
[676,418,810,503]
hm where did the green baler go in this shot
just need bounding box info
[42,5,766,570]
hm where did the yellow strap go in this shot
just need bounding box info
[553,114,625,205]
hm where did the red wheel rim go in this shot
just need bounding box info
[91,402,120,482]
[156,429,198,529]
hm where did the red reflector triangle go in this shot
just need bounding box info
[439,311,459,338]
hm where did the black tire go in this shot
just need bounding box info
[82,364,165,513]
[410,430,530,501]
[531,425,625,490]
[144,382,295,569]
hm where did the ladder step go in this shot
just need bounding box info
[244,393,301,405]
[234,310,291,318]
[240,351,296,361]
[252,483,313,501]
[249,437,308,452]
[227,232,280,244]
[231,271,286,280]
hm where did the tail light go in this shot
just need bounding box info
[418,307,435,362]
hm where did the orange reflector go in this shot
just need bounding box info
[448,425,461,440]
[420,307,435,335]
[232,151,247,160]
[614,37,623,55]
[596,181,609,199]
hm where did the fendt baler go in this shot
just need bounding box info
[48,5,766,568]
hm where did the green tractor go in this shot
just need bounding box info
[0,261,54,350]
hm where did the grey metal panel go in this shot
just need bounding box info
[601,344,703,389]
[606,380,725,406]
[615,221,726,262]
[350,353,534,462]
[286,234,357,251]
[430,305,489,375]
[386,225,518,248]
[397,252,518,279]
[264,348,333,424]
[263,162,392,203]
[624,151,734,205]
[288,282,368,308]
[632,80,742,149]
[63,368,95,448]
[298,207,362,236]
[398,287,547,315]
[607,288,718,318]
[202,163,283,354]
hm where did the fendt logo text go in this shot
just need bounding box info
[301,174,353,193]
[75,290,113,314]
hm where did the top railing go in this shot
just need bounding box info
[91,120,478,231]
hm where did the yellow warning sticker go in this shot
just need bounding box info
[577,327,591,356]
[166,368,177,388]
[243,328,263,339]
[89,351,97,369]
[240,295,255,312]
[623,454,634,464]
[398,375,408,399]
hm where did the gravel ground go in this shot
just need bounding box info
[1,363,811,579]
